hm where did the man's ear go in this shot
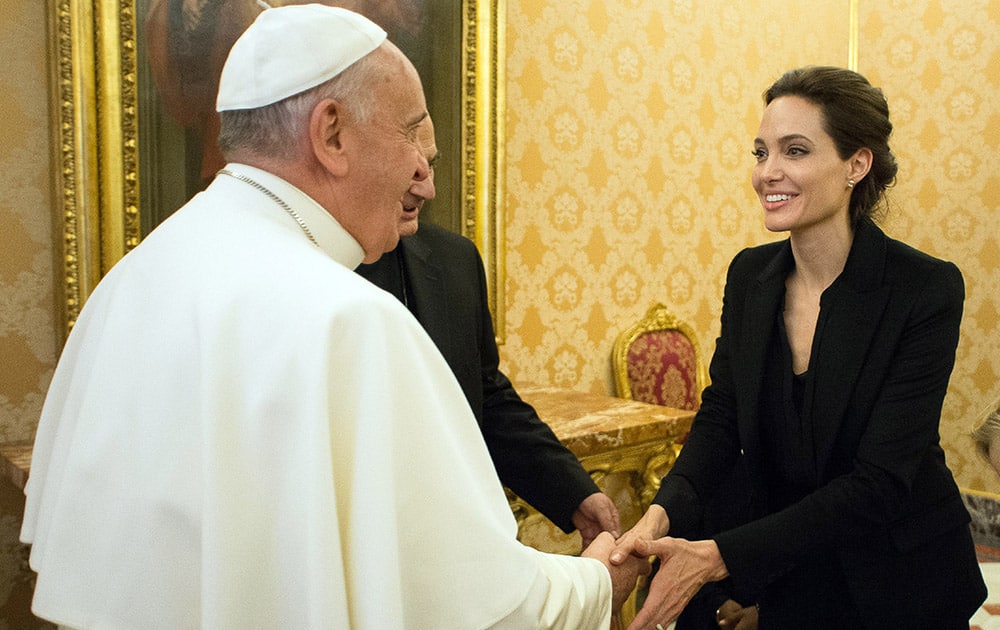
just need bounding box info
[310,98,349,176]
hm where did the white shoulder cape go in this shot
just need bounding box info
[21,168,611,629]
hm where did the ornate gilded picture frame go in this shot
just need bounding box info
[50,0,506,341]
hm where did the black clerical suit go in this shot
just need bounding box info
[655,220,986,628]
[357,223,598,532]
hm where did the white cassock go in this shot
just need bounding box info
[21,164,612,629]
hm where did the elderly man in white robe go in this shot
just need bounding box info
[20,5,646,629]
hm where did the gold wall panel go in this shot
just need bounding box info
[500,0,849,388]
[498,0,998,495]
[0,1,57,444]
[857,0,1000,493]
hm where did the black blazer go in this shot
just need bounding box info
[358,223,598,532]
[654,220,985,626]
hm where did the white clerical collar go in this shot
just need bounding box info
[222,163,366,269]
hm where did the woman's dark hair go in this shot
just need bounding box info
[764,66,898,227]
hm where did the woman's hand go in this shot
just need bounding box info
[610,505,670,566]
[624,537,729,630]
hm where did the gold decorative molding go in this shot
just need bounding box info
[51,0,139,336]
[848,0,859,71]
[507,440,682,552]
[508,384,695,556]
[98,0,141,264]
[51,0,506,339]
[464,0,507,342]
[962,487,1000,501]
[51,0,96,335]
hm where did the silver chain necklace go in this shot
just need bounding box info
[217,168,319,246]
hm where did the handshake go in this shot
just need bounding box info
[581,530,650,622]
[581,505,732,630]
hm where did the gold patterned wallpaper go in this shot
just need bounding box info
[857,0,1000,492]
[0,0,57,445]
[0,0,996,494]
[498,0,1000,493]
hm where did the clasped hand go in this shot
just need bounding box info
[609,506,729,630]
[582,531,650,618]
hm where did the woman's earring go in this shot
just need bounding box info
[847,178,856,189]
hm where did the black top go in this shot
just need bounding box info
[759,311,816,512]
[654,220,985,626]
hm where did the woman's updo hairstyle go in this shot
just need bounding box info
[764,66,898,227]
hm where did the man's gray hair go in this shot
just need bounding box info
[217,48,383,160]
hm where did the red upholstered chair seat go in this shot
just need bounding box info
[625,329,700,410]
[612,302,707,411]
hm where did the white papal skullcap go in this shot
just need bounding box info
[216,4,387,112]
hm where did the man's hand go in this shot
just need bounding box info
[625,537,729,630]
[573,492,621,548]
[582,531,651,611]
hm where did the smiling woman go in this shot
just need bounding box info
[614,66,985,630]
[50,0,505,338]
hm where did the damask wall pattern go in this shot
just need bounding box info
[0,0,57,445]
[857,0,1000,493]
[499,0,1000,493]
[500,3,847,401]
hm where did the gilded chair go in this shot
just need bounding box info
[612,302,707,410]
[612,303,708,627]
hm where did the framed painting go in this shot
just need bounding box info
[49,0,506,340]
